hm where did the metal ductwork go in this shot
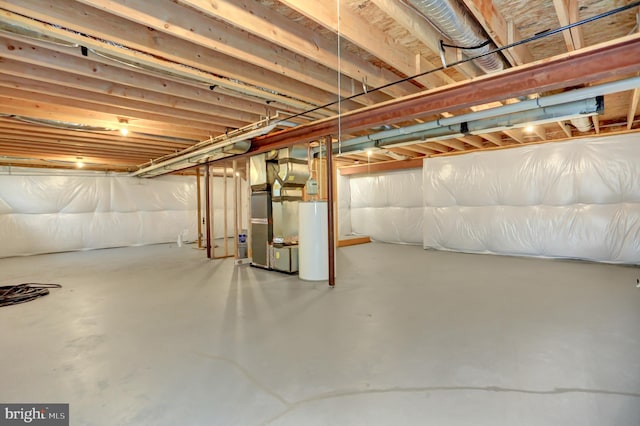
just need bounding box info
[570,116,593,132]
[131,121,279,178]
[407,0,504,73]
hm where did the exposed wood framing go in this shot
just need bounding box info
[281,0,454,88]
[627,88,640,130]
[143,0,410,100]
[456,135,485,149]
[251,34,640,154]
[552,0,584,52]
[479,133,504,146]
[0,1,638,171]
[461,0,534,66]
[503,129,524,143]
[558,121,573,138]
[339,157,423,175]
[592,115,601,134]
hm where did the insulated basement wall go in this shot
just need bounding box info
[337,173,352,237]
[0,168,238,258]
[349,169,423,244]
[423,134,640,264]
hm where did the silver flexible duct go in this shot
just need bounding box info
[407,0,504,73]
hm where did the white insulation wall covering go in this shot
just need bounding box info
[0,168,206,258]
[423,134,640,264]
[350,169,423,244]
[337,173,352,237]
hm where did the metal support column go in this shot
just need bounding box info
[205,164,212,259]
[196,167,203,249]
[325,135,335,287]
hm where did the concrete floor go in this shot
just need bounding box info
[1,242,639,425]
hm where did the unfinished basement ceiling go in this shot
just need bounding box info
[0,0,638,172]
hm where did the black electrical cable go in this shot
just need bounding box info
[440,39,491,50]
[0,283,62,307]
[277,0,640,125]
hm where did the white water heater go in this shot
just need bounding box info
[298,201,328,281]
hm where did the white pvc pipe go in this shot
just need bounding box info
[336,76,640,150]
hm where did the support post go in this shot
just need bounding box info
[196,167,203,249]
[205,164,212,259]
[233,159,239,259]
[325,135,336,287]
[223,162,229,257]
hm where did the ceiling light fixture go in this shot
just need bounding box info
[120,128,129,137]
[75,157,84,168]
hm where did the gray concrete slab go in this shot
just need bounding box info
[0,243,639,425]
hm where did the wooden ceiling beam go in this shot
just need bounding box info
[251,34,640,153]
[531,126,548,141]
[0,131,185,153]
[280,0,454,88]
[478,133,504,146]
[558,121,573,138]
[339,157,424,176]
[0,128,190,150]
[0,142,156,162]
[385,147,420,157]
[74,0,397,102]
[456,135,484,148]
[0,157,133,171]
[367,151,393,161]
[0,0,363,112]
[461,0,534,66]
[0,8,324,114]
[401,145,437,155]
[502,129,524,143]
[0,37,308,122]
[0,138,169,158]
[0,57,286,120]
[0,119,193,147]
[627,88,640,130]
[552,0,584,52]
[0,73,259,128]
[0,97,204,141]
[0,149,140,167]
[420,142,451,153]
[592,115,600,134]
[165,0,411,99]
[0,86,239,134]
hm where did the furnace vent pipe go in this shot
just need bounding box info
[407,0,504,73]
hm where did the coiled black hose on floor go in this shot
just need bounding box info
[0,283,62,307]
